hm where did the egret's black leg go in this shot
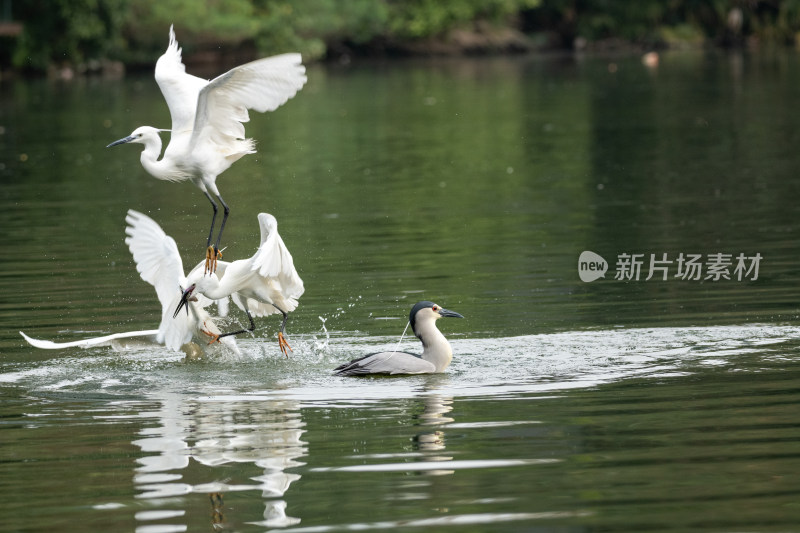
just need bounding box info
[272,305,292,357]
[203,191,218,248]
[275,306,289,335]
[204,191,223,274]
[217,309,256,339]
[213,193,230,252]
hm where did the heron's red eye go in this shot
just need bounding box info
[432,305,439,311]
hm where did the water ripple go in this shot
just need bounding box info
[311,458,557,473]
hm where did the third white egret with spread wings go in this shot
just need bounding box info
[175,213,304,357]
[107,25,307,274]
[20,210,239,357]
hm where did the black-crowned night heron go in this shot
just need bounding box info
[334,301,463,376]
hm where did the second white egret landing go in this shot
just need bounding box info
[334,302,464,376]
[107,25,307,274]
[174,213,304,357]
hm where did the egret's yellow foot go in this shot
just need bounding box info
[204,246,222,275]
[278,332,293,358]
[201,325,220,345]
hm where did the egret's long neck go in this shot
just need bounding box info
[416,319,453,372]
[196,272,238,300]
[195,276,230,301]
[138,136,166,179]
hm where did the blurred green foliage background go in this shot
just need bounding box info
[4,0,800,73]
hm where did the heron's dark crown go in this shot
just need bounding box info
[409,301,436,336]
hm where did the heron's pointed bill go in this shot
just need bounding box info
[106,135,135,148]
[438,308,463,319]
[173,285,195,319]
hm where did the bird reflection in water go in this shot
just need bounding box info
[209,492,224,528]
[413,391,455,476]
[131,389,306,530]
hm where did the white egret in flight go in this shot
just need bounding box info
[175,213,304,357]
[107,25,307,274]
[333,302,463,376]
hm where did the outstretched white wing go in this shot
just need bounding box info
[124,209,197,350]
[190,53,306,151]
[125,209,186,309]
[252,213,305,300]
[155,25,208,135]
[20,330,160,349]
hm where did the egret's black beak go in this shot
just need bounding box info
[173,285,195,319]
[438,308,464,319]
[106,135,134,148]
